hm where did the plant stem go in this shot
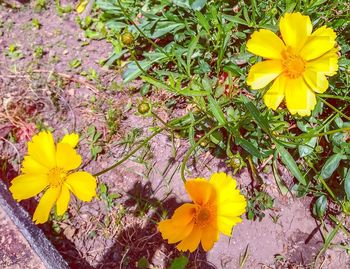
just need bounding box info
[319,94,350,102]
[93,128,163,177]
[180,125,223,182]
[318,96,350,121]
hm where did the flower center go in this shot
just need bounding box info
[281,47,306,79]
[47,167,67,187]
[195,205,215,228]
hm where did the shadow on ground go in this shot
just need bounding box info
[97,181,216,269]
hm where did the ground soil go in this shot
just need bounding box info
[1,2,349,269]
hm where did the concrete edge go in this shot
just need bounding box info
[0,180,69,269]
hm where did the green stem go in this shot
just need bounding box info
[93,128,163,177]
[319,94,350,102]
[180,125,223,182]
[276,126,350,140]
[318,96,350,121]
[319,176,337,202]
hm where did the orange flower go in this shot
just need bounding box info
[158,173,246,252]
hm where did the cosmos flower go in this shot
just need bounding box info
[158,172,246,252]
[247,12,339,116]
[9,131,96,224]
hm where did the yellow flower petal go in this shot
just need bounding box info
[263,75,287,110]
[210,173,244,205]
[300,26,336,61]
[56,184,70,216]
[158,218,195,244]
[210,172,237,190]
[217,216,242,236]
[285,77,317,116]
[56,143,82,171]
[303,69,329,93]
[218,198,247,218]
[27,131,56,169]
[176,225,202,252]
[33,187,60,224]
[60,133,79,148]
[279,12,312,51]
[185,179,215,206]
[9,174,48,201]
[65,172,96,201]
[171,203,196,226]
[21,155,50,174]
[246,29,286,59]
[307,48,339,76]
[201,224,219,251]
[247,60,283,90]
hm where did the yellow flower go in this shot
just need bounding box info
[246,12,339,116]
[158,172,246,252]
[9,131,97,224]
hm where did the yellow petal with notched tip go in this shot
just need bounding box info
[33,187,60,224]
[303,69,329,93]
[307,48,339,76]
[285,77,316,116]
[60,133,79,148]
[56,143,82,171]
[246,29,286,59]
[247,60,283,90]
[185,179,215,206]
[65,172,96,201]
[9,174,48,201]
[56,184,70,216]
[27,131,56,169]
[300,26,337,61]
[263,74,287,110]
[280,12,312,51]
[176,225,203,252]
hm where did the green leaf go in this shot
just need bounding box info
[313,195,327,218]
[241,96,270,134]
[168,256,188,269]
[272,160,289,195]
[141,75,172,92]
[99,183,107,194]
[298,137,317,158]
[137,257,149,269]
[344,169,350,201]
[276,144,307,185]
[195,11,210,32]
[222,14,249,26]
[191,0,207,11]
[207,96,227,126]
[186,35,199,75]
[150,22,185,38]
[321,153,343,179]
[235,137,261,159]
[123,56,166,83]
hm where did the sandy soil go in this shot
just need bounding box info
[0,2,349,269]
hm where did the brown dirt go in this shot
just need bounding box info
[1,2,349,269]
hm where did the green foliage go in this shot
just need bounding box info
[33,46,44,59]
[5,44,24,60]
[87,125,103,160]
[167,255,189,269]
[247,190,274,221]
[98,183,121,210]
[81,0,350,257]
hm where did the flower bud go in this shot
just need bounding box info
[137,102,151,115]
[121,32,134,46]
